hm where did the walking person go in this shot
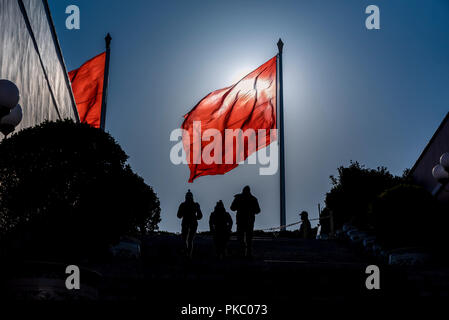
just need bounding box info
[231,186,260,257]
[177,189,202,258]
[209,200,233,259]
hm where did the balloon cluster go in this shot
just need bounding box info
[432,152,449,183]
[0,79,23,137]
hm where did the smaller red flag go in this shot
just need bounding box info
[69,52,106,128]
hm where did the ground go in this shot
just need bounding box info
[91,234,449,315]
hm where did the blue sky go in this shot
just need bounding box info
[49,0,449,232]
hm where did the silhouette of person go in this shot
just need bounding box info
[298,211,312,239]
[177,189,202,257]
[231,186,260,257]
[209,200,233,259]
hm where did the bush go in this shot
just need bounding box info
[325,161,404,230]
[370,184,437,249]
[0,120,160,260]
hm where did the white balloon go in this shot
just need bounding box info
[0,104,22,127]
[0,79,20,109]
[440,152,449,170]
[432,164,449,182]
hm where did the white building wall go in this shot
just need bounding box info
[0,0,78,140]
[412,113,449,202]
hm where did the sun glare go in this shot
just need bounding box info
[229,66,253,84]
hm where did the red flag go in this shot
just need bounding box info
[68,52,106,128]
[182,56,277,182]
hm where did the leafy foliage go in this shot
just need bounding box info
[0,120,160,260]
[324,161,405,229]
[370,184,437,249]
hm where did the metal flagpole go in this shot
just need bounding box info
[100,33,112,130]
[277,38,286,230]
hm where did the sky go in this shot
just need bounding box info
[49,0,449,232]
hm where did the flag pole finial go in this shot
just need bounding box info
[105,33,112,49]
[277,38,284,54]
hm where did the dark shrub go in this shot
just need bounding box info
[0,120,160,260]
[325,161,404,230]
[370,184,437,249]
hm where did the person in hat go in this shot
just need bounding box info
[209,200,233,259]
[298,211,312,239]
[177,189,203,257]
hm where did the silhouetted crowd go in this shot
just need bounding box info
[177,185,260,258]
[177,186,315,259]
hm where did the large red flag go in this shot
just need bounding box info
[182,56,277,182]
[68,52,106,128]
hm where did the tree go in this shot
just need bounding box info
[0,120,160,260]
[324,161,404,230]
[370,184,438,249]
[123,166,161,237]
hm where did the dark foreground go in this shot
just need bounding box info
[2,234,449,316]
[100,235,449,313]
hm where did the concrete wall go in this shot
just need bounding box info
[0,0,78,140]
[412,113,449,202]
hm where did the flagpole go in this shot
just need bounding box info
[100,33,112,130]
[277,38,286,231]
